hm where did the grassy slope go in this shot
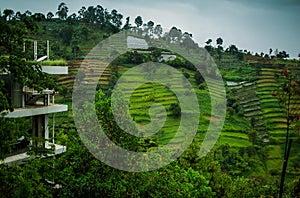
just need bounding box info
[256,65,300,175]
[117,62,252,149]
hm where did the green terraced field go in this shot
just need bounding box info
[55,56,300,179]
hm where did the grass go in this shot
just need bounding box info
[266,159,282,173]
[267,145,282,159]
[41,59,67,66]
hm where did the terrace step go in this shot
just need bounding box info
[229,79,269,137]
[244,111,263,117]
[240,98,260,105]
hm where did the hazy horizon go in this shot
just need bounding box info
[1,0,299,58]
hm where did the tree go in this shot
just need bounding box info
[77,6,86,20]
[66,13,77,25]
[3,9,14,21]
[110,9,123,28]
[227,44,238,54]
[269,48,273,55]
[181,32,196,51]
[216,37,223,46]
[60,86,69,98]
[56,2,69,20]
[46,12,54,20]
[95,5,105,25]
[205,39,212,45]
[0,160,53,197]
[59,25,74,45]
[169,103,181,118]
[134,16,143,27]
[123,16,131,30]
[273,68,300,197]
[14,11,23,20]
[205,39,213,52]
[0,17,56,159]
[24,10,32,17]
[276,50,289,59]
[31,13,45,22]
[195,71,204,85]
[82,6,96,24]
[147,20,154,28]
[216,37,223,60]
[153,24,163,38]
[80,26,89,40]
[169,26,182,42]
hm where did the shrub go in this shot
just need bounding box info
[169,103,181,118]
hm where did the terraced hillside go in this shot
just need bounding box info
[256,65,300,174]
[117,64,252,149]
[256,67,287,143]
[55,50,300,178]
[228,81,268,141]
[57,51,254,150]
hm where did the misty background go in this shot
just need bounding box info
[1,0,299,58]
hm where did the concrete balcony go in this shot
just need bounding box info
[5,104,68,118]
[1,144,67,166]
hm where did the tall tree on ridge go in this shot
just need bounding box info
[134,16,143,27]
[56,2,69,20]
[216,37,223,46]
[123,16,131,30]
[46,12,54,20]
[3,9,14,21]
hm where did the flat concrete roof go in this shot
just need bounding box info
[41,66,68,75]
[5,104,68,118]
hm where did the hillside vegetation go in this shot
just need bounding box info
[1,3,300,197]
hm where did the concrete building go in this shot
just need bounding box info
[1,65,68,165]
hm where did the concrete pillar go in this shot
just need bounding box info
[32,115,45,148]
[47,94,50,106]
[52,114,55,144]
[44,114,49,148]
[47,40,50,60]
[11,80,23,108]
[34,41,38,61]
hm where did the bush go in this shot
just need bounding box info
[195,71,204,85]
[199,83,206,90]
[169,103,181,118]
[183,72,190,79]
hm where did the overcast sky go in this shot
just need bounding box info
[1,0,299,58]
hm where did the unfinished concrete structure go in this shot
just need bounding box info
[1,65,68,165]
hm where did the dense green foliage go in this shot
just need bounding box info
[0,2,300,198]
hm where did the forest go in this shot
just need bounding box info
[0,2,300,197]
